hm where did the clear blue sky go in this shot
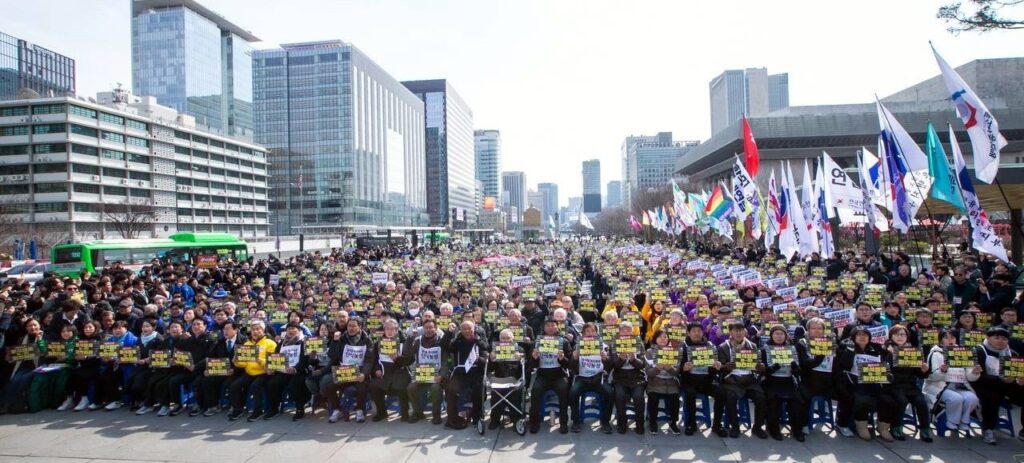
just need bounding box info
[3,0,1020,208]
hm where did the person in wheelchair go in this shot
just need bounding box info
[486,328,525,430]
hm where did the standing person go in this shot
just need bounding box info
[610,321,647,435]
[265,322,308,421]
[405,319,449,425]
[445,320,488,430]
[970,326,1024,445]
[568,322,613,434]
[369,319,412,422]
[680,322,723,436]
[644,329,681,435]
[194,320,246,417]
[323,318,372,423]
[880,325,931,442]
[227,320,276,422]
[761,325,805,441]
[835,325,890,441]
[527,318,572,434]
[923,329,980,438]
[717,322,768,439]
[170,318,216,416]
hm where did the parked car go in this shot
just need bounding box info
[1,262,52,285]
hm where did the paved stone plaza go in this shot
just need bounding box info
[0,411,1021,463]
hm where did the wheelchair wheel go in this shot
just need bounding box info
[515,418,526,436]
[477,417,485,435]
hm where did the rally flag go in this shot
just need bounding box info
[742,116,760,177]
[860,147,889,209]
[932,45,1007,184]
[822,151,888,231]
[628,214,642,232]
[801,159,821,255]
[925,121,966,213]
[815,161,835,257]
[704,185,733,220]
[579,213,594,230]
[950,125,1009,262]
[779,162,801,260]
[765,168,781,250]
[877,101,933,233]
[732,156,757,220]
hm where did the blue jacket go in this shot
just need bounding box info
[170,283,196,304]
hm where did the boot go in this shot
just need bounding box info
[854,420,872,441]
[876,422,894,443]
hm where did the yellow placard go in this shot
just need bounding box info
[734,348,758,370]
[333,365,358,383]
[414,364,438,383]
[99,342,119,361]
[689,346,715,367]
[173,350,193,369]
[206,358,230,376]
[657,346,679,367]
[539,336,561,355]
[9,344,35,362]
[494,342,517,362]
[150,350,170,368]
[579,337,601,357]
[267,353,287,373]
[895,347,923,368]
[860,363,889,384]
[379,339,398,357]
[809,337,834,356]
[304,337,324,355]
[235,345,258,364]
[945,346,975,368]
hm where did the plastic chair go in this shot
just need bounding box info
[805,395,835,435]
[681,393,713,430]
[580,391,604,421]
[722,397,751,430]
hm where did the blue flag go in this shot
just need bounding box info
[924,121,965,213]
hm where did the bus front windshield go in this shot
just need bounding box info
[53,246,83,264]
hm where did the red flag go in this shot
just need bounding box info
[742,116,759,177]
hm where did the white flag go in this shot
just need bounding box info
[732,156,757,221]
[933,45,1007,184]
[815,162,835,257]
[877,101,933,233]
[950,126,1008,262]
[799,160,819,256]
[764,168,781,250]
[860,147,889,209]
[579,213,594,230]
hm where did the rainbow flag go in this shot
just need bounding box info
[704,185,733,220]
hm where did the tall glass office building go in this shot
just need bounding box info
[131,0,257,138]
[474,129,501,205]
[253,40,427,234]
[0,31,75,101]
[402,80,475,227]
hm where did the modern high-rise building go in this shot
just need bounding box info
[0,31,76,101]
[709,67,788,135]
[527,190,544,220]
[581,159,601,214]
[0,90,270,241]
[536,182,558,223]
[402,80,475,227]
[621,132,698,207]
[131,0,258,138]
[501,171,526,227]
[474,129,501,206]
[605,180,622,208]
[566,196,583,225]
[253,40,427,234]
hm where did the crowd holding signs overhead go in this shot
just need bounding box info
[0,235,1022,446]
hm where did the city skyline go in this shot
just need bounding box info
[2,0,1021,204]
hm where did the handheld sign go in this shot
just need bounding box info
[9,344,35,362]
[768,346,794,366]
[74,340,98,360]
[494,342,517,362]
[894,347,923,368]
[235,345,258,364]
[860,362,890,384]
[267,353,287,373]
[656,346,679,367]
[666,326,685,346]
[579,337,601,357]
[99,342,119,361]
[150,350,171,368]
[960,330,986,347]
[414,364,438,383]
[918,329,940,347]
[173,350,193,369]
[809,337,834,357]
[945,346,976,368]
[734,348,758,370]
[1002,357,1024,380]
[46,342,66,359]
[118,346,139,364]
[689,346,715,367]
[379,339,398,357]
[304,337,324,355]
[333,365,358,383]
[616,336,639,356]
[206,358,230,376]
[539,336,561,355]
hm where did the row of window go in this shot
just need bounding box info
[0,183,151,197]
[176,208,266,219]
[172,145,265,171]
[172,129,259,156]
[174,192,265,207]
[67,104,148,131]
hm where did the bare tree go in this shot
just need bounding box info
[630,186,673,216]
[102,203,156,239]
[939,0,1024,33]
[591,206,634,237]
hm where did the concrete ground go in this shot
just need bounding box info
[0,410,1022,463]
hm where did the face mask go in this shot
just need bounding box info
[408,308,420,317]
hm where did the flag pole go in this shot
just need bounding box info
[877,100,929,271]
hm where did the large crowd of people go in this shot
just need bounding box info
[1,238,1022,446]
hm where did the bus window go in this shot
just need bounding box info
[53,246,83,264]
[99,249,130,267]
[130,248,163,264]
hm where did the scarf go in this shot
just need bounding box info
[982,339,1010,357]
[141,331,158,345]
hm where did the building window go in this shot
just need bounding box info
[33,143,65,153]
[101,149,125,161]
[210,154,224,163]
[68,106,97,119]
[174,130,190,140]
[0,126,29,136]
[34,202,68,213]
[72,164,99,175]
[126,136,148,148]
[69,124,97,137]
[128,153,149,164]
[99,113,124,125]
[194,194,209,202]
[177,208,192,216]
[103,186,127,196]
[0,184,30,195]
[0,165,29,175]
[0,107,28,117]
[34,163,67,174]
[129,171,150,181]
[32,123,65,134]
[102,167,126,178]
[192,135,208,145]
[176,192,191,201]
[101,132,125,143]
[125,119,147,131]
[71,144,98,156]
[193,179,209,188]
[73,183,100,194]
[129,188,149,198]
[32,104,65,115]
[175,161,190,170]
[0,204,31,214]
[73,203,102,213]
[34,182,67,193]
[0,145,28,155]
[175,146,190,155]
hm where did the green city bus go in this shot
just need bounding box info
[51,233,249,277]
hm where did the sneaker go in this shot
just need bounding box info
[355,410,365,423]
[203,407,221,417]
[409,412,424,423]
[600,423,612,434]
[136,406,153,416]
[292,409,305,421]
[328,410,343,423]
[57,397,75,412]
[983,429,997,445]
[838,426,855,438]
[156,406,170,417]
[559,423,569,434]
[228,409,243,421]
[753,428,768,439]
[570,422,581,433]
[729,428,741,438]
[668,422,681,436]
[431,416,442,425]
[73,397,91,412]
[247,410,263,422]
[684,425,697,436]
[104,401,123,411]
[87,403,100,411]
[649,423,658,435]
[263,411,278,421]
[168,404,182,416]
[188,407,204,417]
[371,412,387,422]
